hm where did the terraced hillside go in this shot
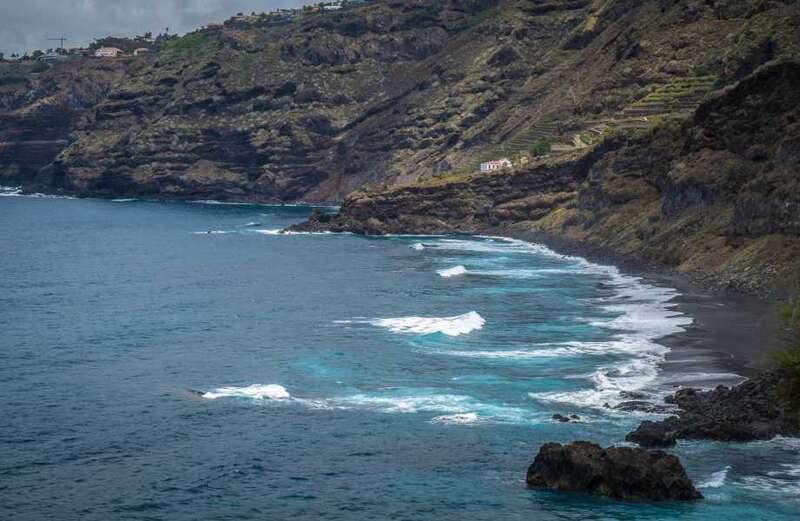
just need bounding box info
[296,60,800,295]
[2,0,800,202]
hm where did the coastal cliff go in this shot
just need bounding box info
[3,0,799,204]
[296,60,800,294]
[0,58,136,189]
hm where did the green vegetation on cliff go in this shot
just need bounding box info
[772,300,800,411]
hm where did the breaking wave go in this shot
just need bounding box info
[431,412,480,424]
[366,311,485,337]
[699,466,732,489]
[202,384,291,400]
[254,228,350,236]
[0,185,75,199]
[437,265,467,278]
[425,236,697,409]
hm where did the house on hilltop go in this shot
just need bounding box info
[480,158,512,173]
[133,48,152,56]
[94,47,124,58]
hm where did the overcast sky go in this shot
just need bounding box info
[0,0,307,56]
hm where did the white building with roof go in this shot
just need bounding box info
[480,158,513,173]
[94,47,124,58]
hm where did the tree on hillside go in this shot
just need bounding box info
[0,52,4,61]
[528,139,551,157]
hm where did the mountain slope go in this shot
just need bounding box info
[296,60,800,294]
[3,0,798,202]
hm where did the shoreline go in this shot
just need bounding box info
[5,185,781,380]
[491,227,782,379]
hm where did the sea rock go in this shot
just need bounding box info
[627,370,800,447]
[614,400,675,414]
[526,441,702,501]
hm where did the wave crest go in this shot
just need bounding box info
[437,265,467,278]
[370,311,485,337]
[202,384,290,400]
[699,466,732,489]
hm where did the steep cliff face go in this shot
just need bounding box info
[297,61,800,294]
[4,0,797,202]
[0,59,133,189]
[53,0,505,201]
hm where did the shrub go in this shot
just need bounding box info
[769,299,800,408]
[164,33,210,57]
[528,139,551,157]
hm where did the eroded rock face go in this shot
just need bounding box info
[0,58,133,189]
[526,441,702,501]
[626,370,800,447]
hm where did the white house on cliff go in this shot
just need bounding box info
[480,158,512,173]
[94,47,124,58]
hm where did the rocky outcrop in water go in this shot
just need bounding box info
[626,370,800,447]
[526,441,702,501]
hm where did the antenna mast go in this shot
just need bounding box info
[47,36,68,50]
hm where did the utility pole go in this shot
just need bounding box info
[47,36,68,50]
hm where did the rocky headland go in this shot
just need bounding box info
[627,369,800,447]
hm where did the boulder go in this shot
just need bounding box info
[526,441,702,501]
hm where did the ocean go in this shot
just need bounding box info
[1,190,798,520]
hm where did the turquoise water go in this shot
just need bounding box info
[1,191,798,520]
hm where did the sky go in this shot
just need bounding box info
[0,0,307,57]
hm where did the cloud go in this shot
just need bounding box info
[0,0,306,56]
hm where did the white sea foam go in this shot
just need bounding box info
[191,230,232,235]
[0,185,75,199]
[437,265,467,278]
[111,198,137,202]
[200,380,539,424]
[331,392,473,414]
[254,228,350,236]
[0,185,22,196]
[327,391,535,424]
[188,199,253,206]
[407,234,699,409]
[768,463,800,478]
[203,384,290,400]
[368,311,485,337]
[431,412,480,424]
[699,466,732,489]
[738,471,800,495]
[411,242,425,251]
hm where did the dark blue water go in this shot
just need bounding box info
[1,192,798,520]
